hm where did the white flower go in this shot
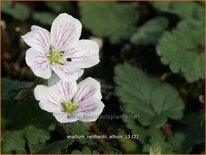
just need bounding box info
[34,75,105,123]
[22,13,99,82]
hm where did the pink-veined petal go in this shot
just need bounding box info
[25,48,52,79]
[53,112,82,123]
[34,85,62,113]
[78,98,105,122]
[63,40,100,68]
[51,62,83,83]
[22,25,50,53]
[48,74,77,101]
[50,13,82,51]
[73,77,102,103]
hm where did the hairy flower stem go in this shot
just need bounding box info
[15,77,42,100]
[62,123,69,135]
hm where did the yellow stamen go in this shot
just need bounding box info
[63,101,79,113]
[47,50,64,65]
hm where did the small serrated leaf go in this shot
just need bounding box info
[157,20,204,82]
[114,63,184,128]
[2,95,55,153]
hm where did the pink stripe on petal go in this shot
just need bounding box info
[50,13,82,51]
[22,26,50,53]
[74,77,102,103]
[48,75,77,102]
[47,99,59,106]
[80,103,96,111]
[75,84,89,101]
[81,108,96,113]
[60,82,66,99]
[26,48,52,79]
[34,85,61,113]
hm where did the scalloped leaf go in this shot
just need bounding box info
[131,17,169,45]
[2,96,55,153]
[79,2,139,43]
[156,20,204,82]
[114,63,184,128]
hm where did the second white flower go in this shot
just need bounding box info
[34,75,105,123]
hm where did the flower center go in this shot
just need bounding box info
[63,101,79,113]
[47,49,64,65]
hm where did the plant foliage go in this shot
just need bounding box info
[131,17,169,45]
[157,20,205,82]
[79,2,138,43]
[115,63,184,128]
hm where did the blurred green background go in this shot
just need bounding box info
[1,1,205,154]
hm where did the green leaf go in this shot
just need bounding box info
[79,2,139,43]
[143,130,174,154]
[157,20,205,82]
[33,12,56,25]
[114,63,184,128]
[2,2,29,21]
[2,78,32,100]
[131,17,169,45]
[35,139,74,153]
[2,126,51,154]
[151,2,204,20]
[2,96,55,153]
[2,131,26,153]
